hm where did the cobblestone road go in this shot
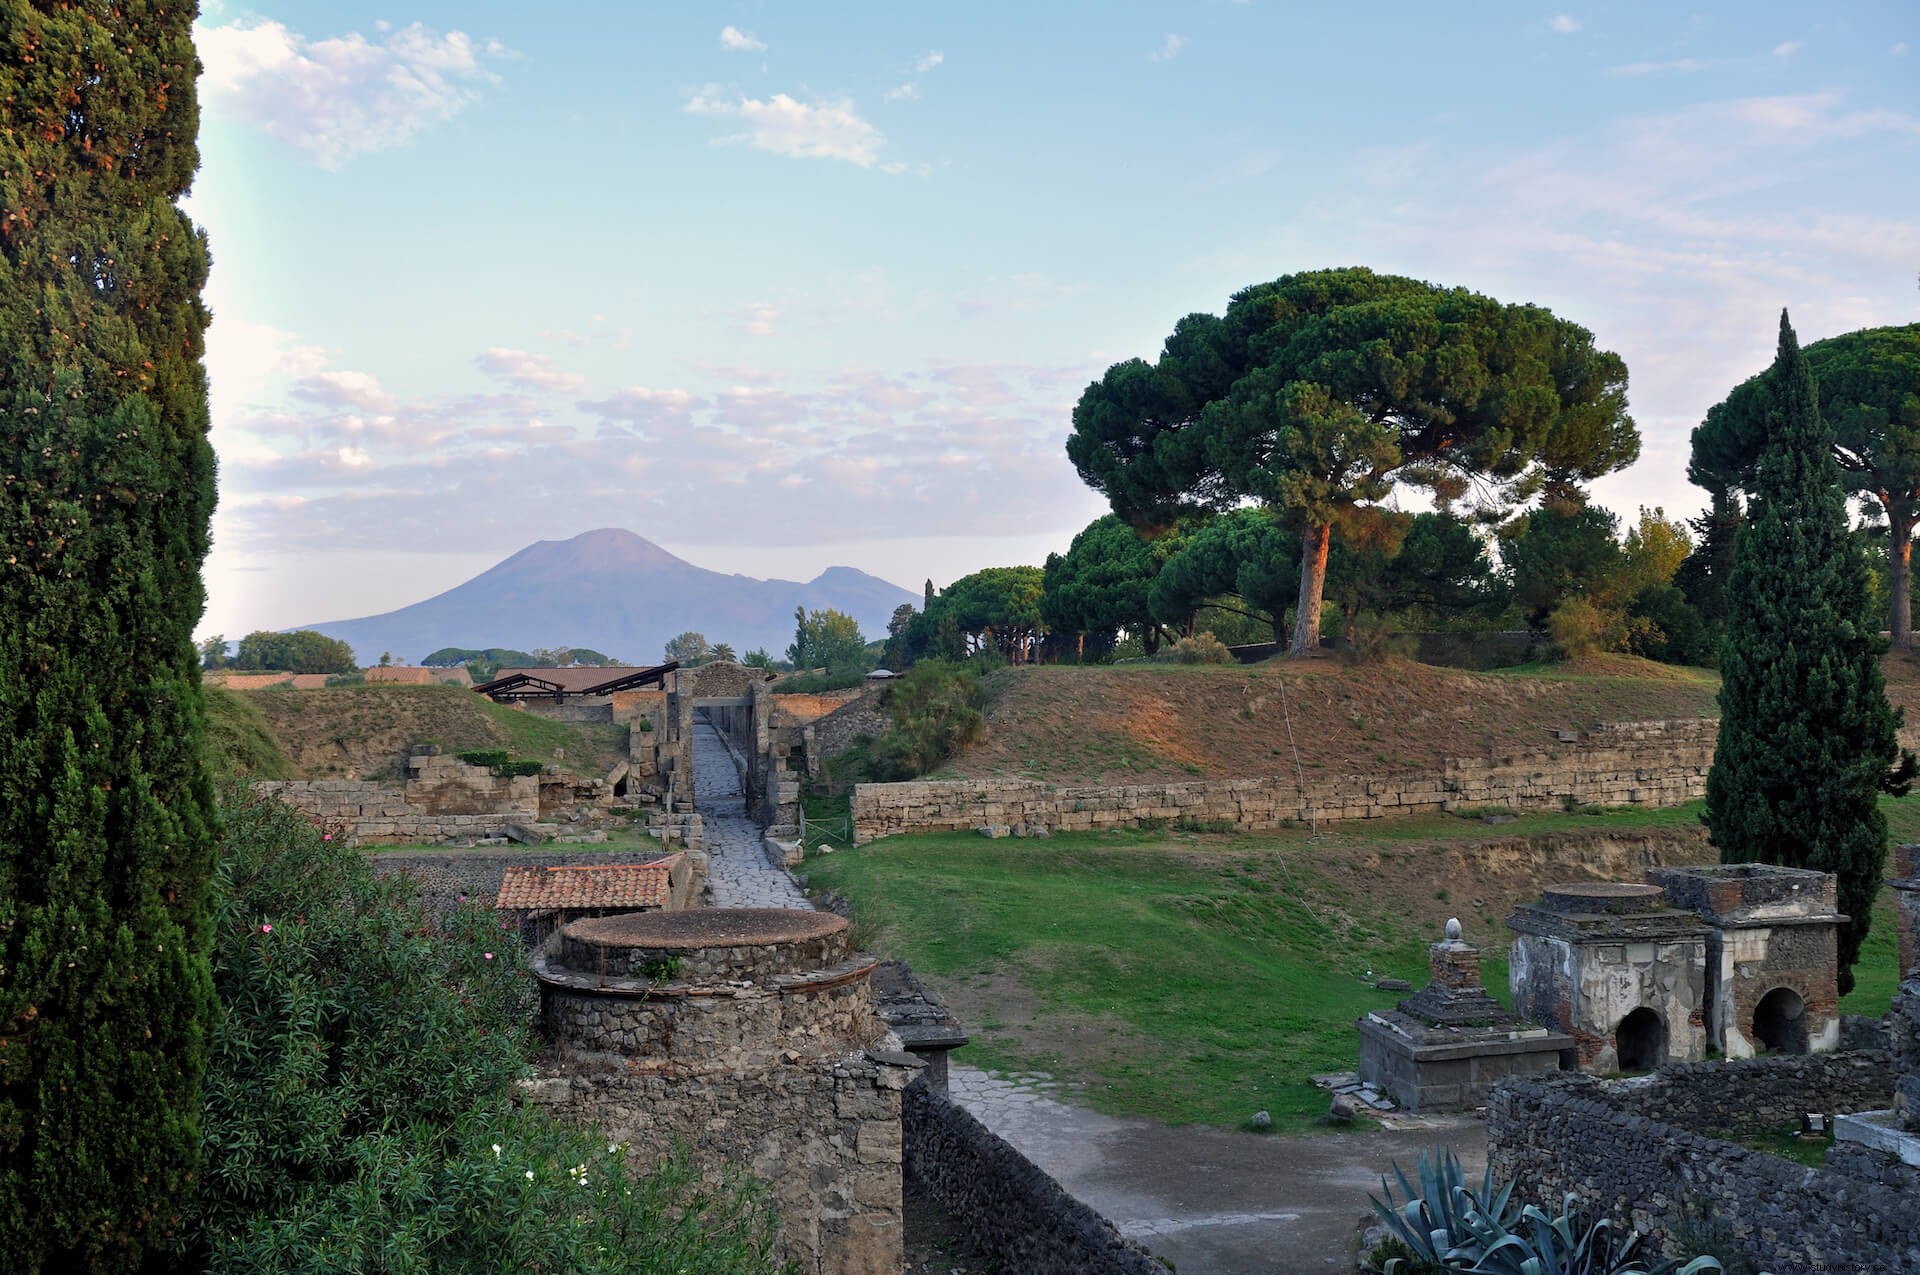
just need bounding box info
[691,718,809,909]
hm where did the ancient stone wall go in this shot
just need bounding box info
[1488,1057,1912,1274]
[510,701,617,724]
[253,767,539,845]
[852,718,1717,841]
[372,846,693,912]
[902,1081,1167,1275]
[807,690,890,779]
[769,686,870,727]
[519,1056,913,1275]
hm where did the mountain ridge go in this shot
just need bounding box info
[300,529,916,666]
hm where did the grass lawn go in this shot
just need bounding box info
[804,794,1916,1130]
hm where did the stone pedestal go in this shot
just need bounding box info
[1891,845,1920,983]
[1356,920,1573,1111]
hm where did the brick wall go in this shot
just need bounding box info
[853,718,1717,841]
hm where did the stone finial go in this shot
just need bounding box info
[1445,917,1462,942]
[1430,928,1481,991]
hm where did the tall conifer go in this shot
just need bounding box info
[1704,313,1912,994]
[0,3,218,1268]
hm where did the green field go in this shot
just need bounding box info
[804,796,1913,1131]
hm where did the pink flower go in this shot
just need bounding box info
[322,834,332,842]
[260,923,272,934]
[484,952,494,960]
[458,894,467,903]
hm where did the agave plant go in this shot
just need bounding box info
[1368,1152,1724,1275]
[1458,1197,1723,1275]
[1369,1149,1519,1270]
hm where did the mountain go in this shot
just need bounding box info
[300,529,918,666]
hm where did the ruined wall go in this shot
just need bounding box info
[852,718,1716,841]
[903,1081,1167,1275]
[372,846,692,912]
[807,690,890,778]
[1489,1057,1909,1274]
[254,756,540,846]
[518,1055,913,1275]
[769,686,870,727]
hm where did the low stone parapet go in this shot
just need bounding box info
[852,718,1718,842]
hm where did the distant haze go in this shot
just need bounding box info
[300,528,918,666]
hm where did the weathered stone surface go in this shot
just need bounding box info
[852,718,1717,841]
[1489,1054,1910,1275]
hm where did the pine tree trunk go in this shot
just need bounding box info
[1289,524,1331,656]
[1891,505,1914,649]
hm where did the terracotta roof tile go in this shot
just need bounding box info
[495,856,683,911]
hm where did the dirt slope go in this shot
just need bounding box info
[946,654,1722,784]
[240,685,629,780]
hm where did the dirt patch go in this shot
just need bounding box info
[947,655,1725,785]
[936,968,1162,1084]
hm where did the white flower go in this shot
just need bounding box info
[525,1170,534,1180]
[607,1142,619,1155]
[492,1143,502,1158]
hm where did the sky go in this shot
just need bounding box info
[187,1,1920,642]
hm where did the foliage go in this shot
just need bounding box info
[925,567,1047,663]
[1506,505,1626,627]
[184,787,790,1272]
[786,607,868,672]
[1155,632,1236,665]
[1369,1151,1722,1275]
[234,628,358,674]
[663,631,715,665]
[204,687,295,780]
[870,661,988,778]
[1692,323,1920,645]
[1149,509,1292,643]
[742,648,779,671]
[1068,267,1637,654]
[1704,314,1915,993]
[771,668,871,694]
[1042,515,1181,654]
[0,3,221,1266]
[201,633,234,669]
[1377,512,1502,620]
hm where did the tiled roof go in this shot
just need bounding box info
[495,856,682,911]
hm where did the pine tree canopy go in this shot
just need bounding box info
[1703,312,1914,996]
[0,2,218,1269]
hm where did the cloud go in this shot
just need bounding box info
[1148,34,1188,63]
[576,387,705,431]
[292,369,395,413]
[914,51,945,73]
[1895,43,1911,57]
[719,25,765,53]
[195,18,507,167]
[1772,40,1804,58]
[474,348,588,395]
[883,82,920,103]
[1549,14,1581,35]
[1607,56,1714,77]
[685,91,885,166]
[740,302,782,337]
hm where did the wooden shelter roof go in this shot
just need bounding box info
[471,662,677,700]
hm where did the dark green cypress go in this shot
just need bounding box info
[1704,313,1913,995]
[0,3,218,1269]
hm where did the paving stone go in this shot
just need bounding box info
[691,721,810,911]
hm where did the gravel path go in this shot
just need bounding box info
[691,718,809,910]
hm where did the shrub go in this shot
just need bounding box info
[870,660,988,778]
[183,787,789,1272]
[455,749,544,777]
[1544,596,1619,659]
[1155,631,1235,664]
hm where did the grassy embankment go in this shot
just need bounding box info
[803,795,1909,1131]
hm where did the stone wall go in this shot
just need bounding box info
[255,752,547,845]
[808,689,890,779]
[852,718,1717,841]
[1488,1055,1914,1274]
[519,1054,915,1275]
[373,846,692,912]
[902,1081,1167,1275]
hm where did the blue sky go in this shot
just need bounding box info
[189,1,1919,641]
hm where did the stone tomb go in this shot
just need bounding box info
[1651,863,1842,1057]
[1356,919,1573,1112]
[1507,882,1711,1073]
[525,908,911,1274]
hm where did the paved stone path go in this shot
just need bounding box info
[690,718,809,910]
[952,1063,1488,1274]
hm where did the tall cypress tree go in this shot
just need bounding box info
[0,3,218,1269]
[1704,313,1913,995]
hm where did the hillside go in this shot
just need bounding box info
[224,685,630,780]
[299,528,917,666]
[943,655,1724,784]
